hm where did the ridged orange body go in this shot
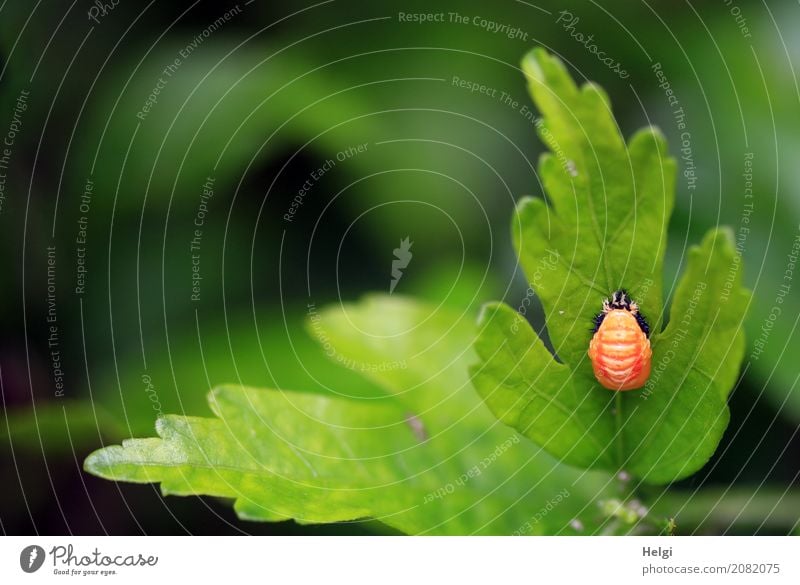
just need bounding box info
[588,309,652,391]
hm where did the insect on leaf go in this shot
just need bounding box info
[471,48,749,484]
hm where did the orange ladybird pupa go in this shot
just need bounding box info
[588,290,652,391]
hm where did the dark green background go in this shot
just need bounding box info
[0,0,797,534]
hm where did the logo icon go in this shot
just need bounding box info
[20,545,46,573]
[389,237,413,294]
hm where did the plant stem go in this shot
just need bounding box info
[615,393,625,469]
[649,487,800,534]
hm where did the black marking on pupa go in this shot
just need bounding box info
[592,289,650,337]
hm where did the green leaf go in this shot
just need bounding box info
[623,229,749,482]
[472,302,616,470]
[472,49,750,484]
[86,296,616,534]
[516,47,675,366]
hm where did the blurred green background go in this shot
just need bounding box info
[0,0,798,534]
